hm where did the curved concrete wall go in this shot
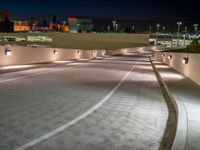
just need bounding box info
[154,51,200,86]
[0,46,107,66]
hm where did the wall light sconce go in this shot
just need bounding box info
[182,57,189,64]
[53,49,58,55]
[168,55,172,60]
[161,54,165,58]
[5,49,12,56]
[77,50,81,54]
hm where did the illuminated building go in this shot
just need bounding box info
[68,18,93,33]
[13,21,31,32]
[61,26,69,32]
[49,22,69,32]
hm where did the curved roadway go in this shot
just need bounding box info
[0,52,168,150]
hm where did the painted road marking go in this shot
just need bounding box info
[0,62,78,83]
[15,63,137,150]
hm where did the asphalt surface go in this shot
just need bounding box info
[0,53,168,150]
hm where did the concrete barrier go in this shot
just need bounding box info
[0,46,97,66]
[153,51,200,86]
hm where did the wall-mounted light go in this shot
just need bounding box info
[77,50,81,54]
[161,54,165,58]
[102,50,106,55]
[168,55,172,60]
[53,49,58,55]
[182,57,189,64]
[5,49,12,56]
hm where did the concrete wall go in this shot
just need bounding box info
[0,46,107,66]
[110,45,166,56]
[154,51,200,86]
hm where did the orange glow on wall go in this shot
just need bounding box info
[61,26,69,32]
[13,21,31,32]
[14,26,31,32]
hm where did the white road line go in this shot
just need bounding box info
[0,62,75,83]
[15,63,137,150]
[0,70,57,83]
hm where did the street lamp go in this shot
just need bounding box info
[132,25,135,33]
[193,24,198,34]
[177,22,182,33]
[156,24,160,33]
[184,26,187,33]
[149,26,152,33]
[162,27,166,33]
[177,22,182,47]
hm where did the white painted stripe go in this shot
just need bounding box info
[0,70,58,83]
[0,62,75,83]
[15,63,137,150]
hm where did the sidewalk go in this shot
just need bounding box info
[153,61,200,150]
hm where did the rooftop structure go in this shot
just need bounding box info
[68,18,93,33]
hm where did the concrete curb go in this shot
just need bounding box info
[150,58,178,150]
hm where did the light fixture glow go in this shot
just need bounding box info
[77,50,81,54]
[161,54,165,58]
[102,50,106,55]
[168,55,172,60]
[182,57,189,64]
[53,49,58,55]
[5,49,12,56]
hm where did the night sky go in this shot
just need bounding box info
[0,0,199,20]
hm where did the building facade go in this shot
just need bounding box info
[68,18,93,33]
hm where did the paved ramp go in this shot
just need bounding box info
[0,54,168,150]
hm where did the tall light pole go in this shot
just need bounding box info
[184,26,187,46]
[162,27,166,33]
[112,20,117,32]
[193,24,198,34]
[184,26,187,33]
[177,22,182,33]
[107,26,110,32]
[156,24,160,33]
[149,26,152,34]
[156,24,160,45]
[177,22,182,47]
[132,25,135,33]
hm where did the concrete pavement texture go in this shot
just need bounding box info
[153,61,200,150]
[0,54,168,150]
[0,61,73,74]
